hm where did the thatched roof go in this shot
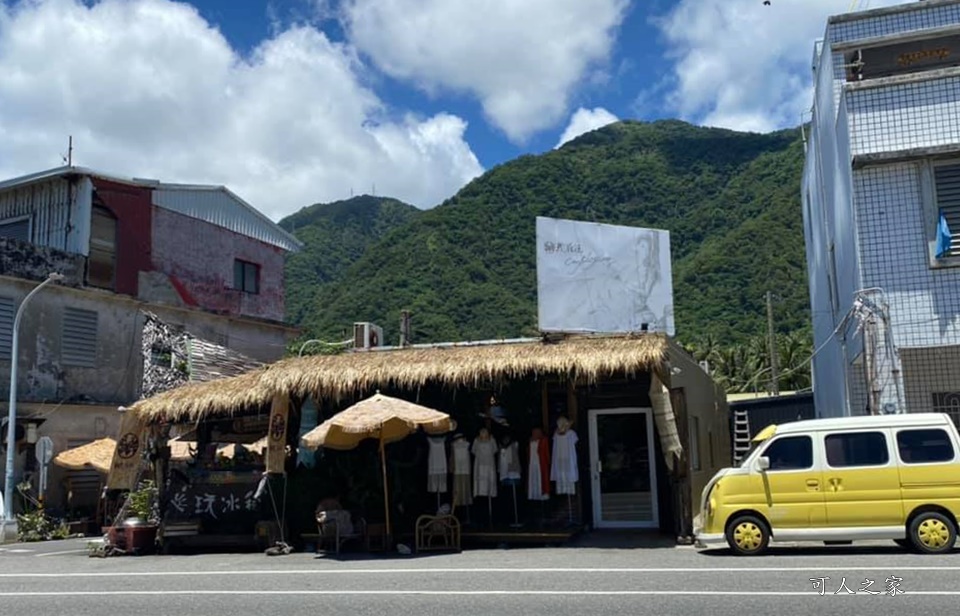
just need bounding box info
[131,365,273,423]
[268,333,668,399]
[53,437,116,474]
[130,333,669,424]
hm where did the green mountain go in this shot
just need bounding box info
[283,120,809,351]
[279,195,419,326]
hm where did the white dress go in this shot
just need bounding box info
[498,441,521,482]
[551,429,579,495]
[528,438,549,501]
[427,436,447,493]
[450,438,473,506]
[471,438,499,498]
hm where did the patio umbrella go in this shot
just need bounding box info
[53,437,117,474]
[299,392,453,537]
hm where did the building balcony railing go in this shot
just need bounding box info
[843,66,960,158]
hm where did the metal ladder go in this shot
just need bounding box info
[732,410,752,465]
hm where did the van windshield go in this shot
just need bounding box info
[738,440,767,467]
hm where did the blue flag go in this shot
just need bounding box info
[936,210,952,259]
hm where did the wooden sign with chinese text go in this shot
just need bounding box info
[846,33,960,81]
[106,410,146,490]
[265,394,289,473]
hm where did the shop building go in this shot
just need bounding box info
[121,333,730,551]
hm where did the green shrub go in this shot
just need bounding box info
[17,511,70,542]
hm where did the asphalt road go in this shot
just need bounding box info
[0,537,957,615]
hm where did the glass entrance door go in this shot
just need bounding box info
[588,408,658,528]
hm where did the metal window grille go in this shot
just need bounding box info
[830,4,960,45]
[851,163,960,416]
[847,76,960,155]
[932,391,960,429]
[62,307,98,368]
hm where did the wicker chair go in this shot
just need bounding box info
[316,510,367,555]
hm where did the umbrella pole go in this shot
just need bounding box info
[380,436,391,540]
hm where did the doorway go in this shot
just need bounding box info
[588,408,658,528]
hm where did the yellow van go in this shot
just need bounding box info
[694,412,960,555]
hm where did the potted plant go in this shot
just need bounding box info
[120,480,159,554]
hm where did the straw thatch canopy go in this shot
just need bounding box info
[130,365,273,423]
[301,392,454,450]
[270,333,668,401]
[52,437,116,474]
[130,333,669,424]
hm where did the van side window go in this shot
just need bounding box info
[762,436,813,470]
[825,432,888,467]
[897,428,955,464]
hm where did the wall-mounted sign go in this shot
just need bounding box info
[846,33,960,81]
[535,217,675,336]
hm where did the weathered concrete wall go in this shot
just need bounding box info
[0,403,120,512]
[148,207,286,322]
[0,279,144,405]
[0,237,85,287]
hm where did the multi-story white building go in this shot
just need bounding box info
[802,0,960,420]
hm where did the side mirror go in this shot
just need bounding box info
[756,456,770,472]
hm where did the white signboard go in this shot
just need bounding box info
[535,217,675,336]
[35,436,53,465]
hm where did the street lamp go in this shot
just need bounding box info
[3,272,64,523]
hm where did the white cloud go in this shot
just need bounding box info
[341,0,629,144]
[654,0,910,132]
[556,107,619,148]
[0,0,483,219]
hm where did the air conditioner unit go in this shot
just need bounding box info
[353,322,383,350]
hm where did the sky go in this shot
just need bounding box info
[0,0,912,221]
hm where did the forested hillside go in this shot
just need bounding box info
[281,120,812,391]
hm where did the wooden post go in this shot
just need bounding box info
[540,379,549,431]
[566,377,578,426]
[380,436,391,538]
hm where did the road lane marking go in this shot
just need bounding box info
[1,566,960,578]
[0,590,953,597]
[35,549,90,557]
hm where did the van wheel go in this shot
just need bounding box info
[909,512,957,554]
[726,515,770,556]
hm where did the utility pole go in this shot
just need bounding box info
[766,291,780,396]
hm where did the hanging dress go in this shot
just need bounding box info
[471,437,499,498]
[450,438,473,506]
[426,436,448,493]
[528,435,551,500]
[498,440,521,485]
[551,429,579,495]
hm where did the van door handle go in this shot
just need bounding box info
[806,479,820,490]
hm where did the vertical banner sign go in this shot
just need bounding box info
[107,410,146,490]
[535,217,675,335]
[266,394,289,474]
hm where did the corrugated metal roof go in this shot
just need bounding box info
[0,166,303,253]
[151,186,302,252]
